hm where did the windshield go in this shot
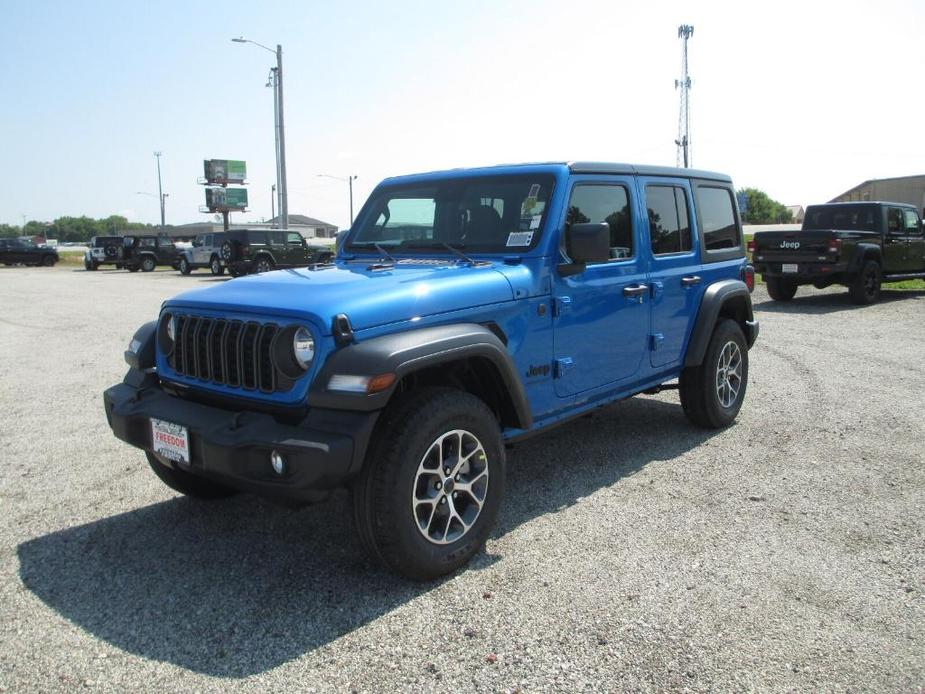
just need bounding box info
[804,204,877,231]
[348,174,554,253]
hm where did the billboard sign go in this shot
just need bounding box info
[203,159,247,185]
[205,187,248,211]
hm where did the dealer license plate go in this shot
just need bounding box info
[151,418,190,464]
[782,263,798,273]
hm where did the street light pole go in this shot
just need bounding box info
[233,37,289,229]
[271,183,276,224]
[317,174,358,226]
[154,151,166,230]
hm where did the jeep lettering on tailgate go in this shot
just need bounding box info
[104,162,759,579]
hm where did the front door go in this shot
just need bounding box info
[639,179,703,368]
[286,232,309,265]
[901,209,925,272]
[552,178,650,397]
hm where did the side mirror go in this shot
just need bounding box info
[559,222,611,275]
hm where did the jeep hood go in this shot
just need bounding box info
[165,261,516,334]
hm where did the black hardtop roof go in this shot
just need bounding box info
[808,201,918,209]
[567,161,732,183]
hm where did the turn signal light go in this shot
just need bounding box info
[747,239,756,254]
[827,239,841,254]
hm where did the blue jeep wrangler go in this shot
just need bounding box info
[105,162,758,579]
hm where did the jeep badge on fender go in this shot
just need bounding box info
[103,162,759,580]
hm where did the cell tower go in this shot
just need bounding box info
[675,24,694,168]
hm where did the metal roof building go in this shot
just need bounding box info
[830,175,925,213]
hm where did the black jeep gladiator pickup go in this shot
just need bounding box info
[751,201,925,303]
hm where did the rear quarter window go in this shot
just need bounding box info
[694,184,743,261]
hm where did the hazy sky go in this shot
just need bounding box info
[2,0,923,229]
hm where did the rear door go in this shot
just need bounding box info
[883,206,907,272]
[639,178,702,368]
[901,208,924,272]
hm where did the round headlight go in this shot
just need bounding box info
[293,327,315,370]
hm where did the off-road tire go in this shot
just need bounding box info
[255,256,274,274]
[766,276,797,301]
[128,265,140,273]
[848,259,881,305]
[42,255,55,266]
[352,387,505,580]
[141,256,156,273]
[220,241,235,261]
[85,259,97,271]
[179,257,191,275]
[145,452,237,499]
[210,256,224,276]
[679,319,749,429]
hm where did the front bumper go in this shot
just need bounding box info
[104,379,374,502]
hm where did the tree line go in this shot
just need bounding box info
[0,216,160,243]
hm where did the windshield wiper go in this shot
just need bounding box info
[347,241,397,268]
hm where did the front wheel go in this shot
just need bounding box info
[848,260,881,304]
[42,255,56,266]
[179,257,191,275]
[766,276,797,301]
[210,256,224,275]
[353,388,505,580]
[141,257,156,272]
[85,259,97,271]
[679,319,749,429]
[145,452,237,499]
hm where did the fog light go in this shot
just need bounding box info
[270,450,286,475]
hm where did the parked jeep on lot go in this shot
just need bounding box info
[0,238,59,266]
[751,201,925,303]
[84,236,125,270]
[104,162,758,579]
[219,229,334,276]
[178,232,228,276]
[121,235,181,273]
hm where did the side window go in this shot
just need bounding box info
[696,187,740,250]
[287,232,304,245]
[566,184,633,260]
[901,209,920,235]
[142,238,157,248]
[204,235,213,247]
[887,208,903,233]
[646,185,692,255]
[249,231,268,245]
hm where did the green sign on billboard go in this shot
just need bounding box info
[205,187,248,210]
[203,159,247,184]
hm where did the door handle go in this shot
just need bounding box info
[622,284,648,299]
[681,275,702,286]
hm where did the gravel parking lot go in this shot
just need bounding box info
[1,265,922,692]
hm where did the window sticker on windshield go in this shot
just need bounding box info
[521,184,542,216]
[530,215,542,230]
[506,231,534,247]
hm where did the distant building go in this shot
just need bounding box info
[785,205,805,224]
[156,213,339,241]
[830,175,925,213]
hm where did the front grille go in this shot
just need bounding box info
[168,315,292,393]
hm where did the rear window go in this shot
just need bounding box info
[804,205,877,231]
[696,187,740,250]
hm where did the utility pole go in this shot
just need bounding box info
[271,183,276,224]
[675,25,694,168]
[275,44,289,229]
[154,151,166,229]
[268,67,282,227]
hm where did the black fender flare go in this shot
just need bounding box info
[848,243,882,273]
[308,323,533,428]
[684,279,757,367]
[123,320,157,371]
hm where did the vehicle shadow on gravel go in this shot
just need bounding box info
[17,397,715,678]
[753,288,925,314]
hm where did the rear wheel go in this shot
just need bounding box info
[85,258,97,271]
[141,256,156,272]
[145,452,237,499]
[766,276,797,301]
[849,259,881,304]
[210,256,224,275]
[680,319,749,429]
[128,265,140,273]
[353,388,505,580]
[255,256,274,274]
[179,257,191,275]
[42,255,55,266]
